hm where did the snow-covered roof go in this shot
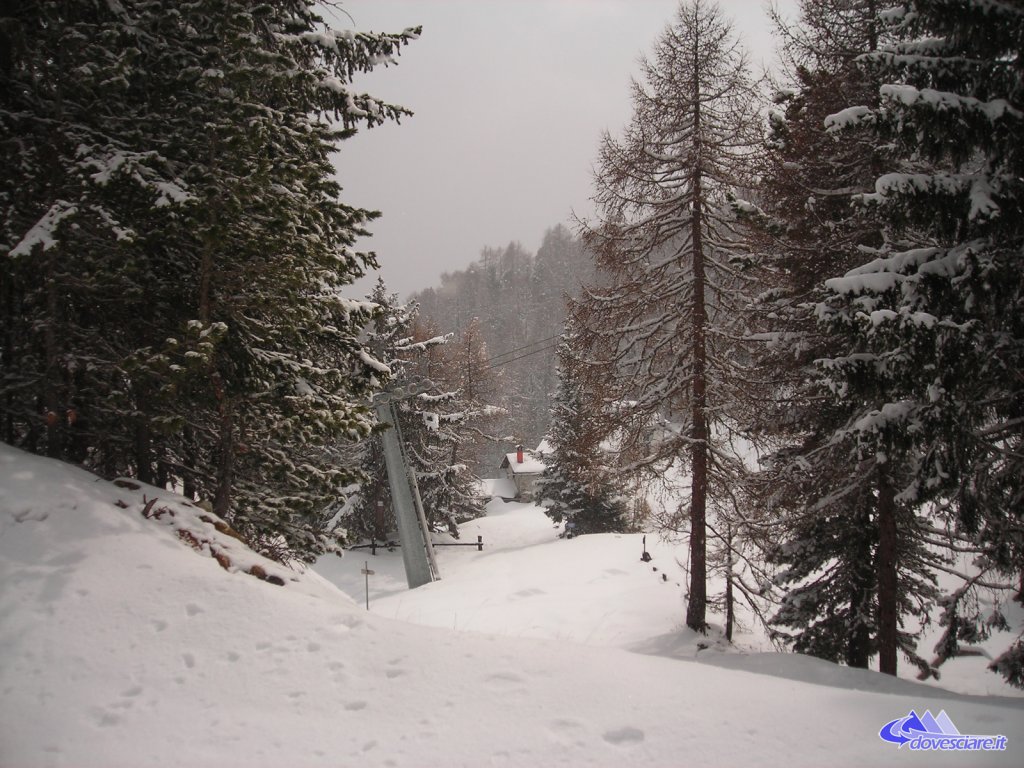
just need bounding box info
[500,451,545,475]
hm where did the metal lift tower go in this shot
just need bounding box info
[373,389,440,589]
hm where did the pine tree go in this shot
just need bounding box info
[1,1,421,562]
[538,335,629,536]
[748,0,937,673]
[572,0,763,632]
[817,0,1024,683]
[0,1,211,472]
[345,282,481,542]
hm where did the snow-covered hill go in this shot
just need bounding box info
[317,495,1024,699]
[2,444,1022,767]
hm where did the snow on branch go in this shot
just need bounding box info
[880,84,1023,123]
[9,201,78,258]
[824,105,873,132]
[860,172,1008,222]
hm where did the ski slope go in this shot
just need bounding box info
[2,443,1022,767]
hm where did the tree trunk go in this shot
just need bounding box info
[724,525,734,643]
[44,247,61,459]
[846,503,874,668]
[876,475,899,675]
[1,263,14,444]
[685,25,709,634]
[213,391,234,521]
[182,426,197,500]
[134,416,153,485]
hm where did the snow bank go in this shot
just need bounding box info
[3,445,1022,767]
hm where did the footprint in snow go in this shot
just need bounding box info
[512,587,545,599]
[548,718,589,747]
[603,726,645,745]
[486,671,527,689]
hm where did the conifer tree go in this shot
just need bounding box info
[573,0,763,631]
[538,335,629,536]
[442,317,503,478]
[817,0,1024,683]
[748,0,936,672]
[1,1,421,562]
[345,282,481,541]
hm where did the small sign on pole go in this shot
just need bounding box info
[361,561,375,610]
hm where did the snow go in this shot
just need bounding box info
[476,477,518,499]
[879,84,1023,123]
[9,201,78,257]
[825,270,903,295]
[502,449,546,475]
[2,443,1023,767]
[824,104,873,131]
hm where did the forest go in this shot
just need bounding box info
[1,0,1021,687]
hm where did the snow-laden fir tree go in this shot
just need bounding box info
[345,281,481,542]
[537,333,629,536]
[572,0,764,632]
[0,1,216,471]
[1,1,420,562]
[746,0,942,672]
[817,0,1024,684]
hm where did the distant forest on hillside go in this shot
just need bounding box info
[409,224,594,472]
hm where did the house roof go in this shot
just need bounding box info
[499,451,545,475]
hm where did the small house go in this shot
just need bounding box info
[497,443,549,501]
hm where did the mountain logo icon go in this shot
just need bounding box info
[878,710,1007,751]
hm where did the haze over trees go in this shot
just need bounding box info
[410,224,595,472]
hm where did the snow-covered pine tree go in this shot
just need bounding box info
[406,321,483,535]
[537,333,629,536]
[160,3,422,561]
[345,282,481,542]
[1,1,420,562]
[0,1,214,474]
[747,0,933,672]
[818,0,1024,684]
[572,0,763,632]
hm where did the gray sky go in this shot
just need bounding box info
[333,0,797,300]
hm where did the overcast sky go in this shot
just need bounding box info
[332,0,798,300]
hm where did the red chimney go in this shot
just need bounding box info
[516,444,524,464]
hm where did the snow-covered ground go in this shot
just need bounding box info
[317,496,1024,698]
[2,443,1022,767]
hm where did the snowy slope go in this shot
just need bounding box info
[2,444,1023,768]
[318,497,1024,698]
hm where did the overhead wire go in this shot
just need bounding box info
[481,341,561,372]
[480,333,563,368]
